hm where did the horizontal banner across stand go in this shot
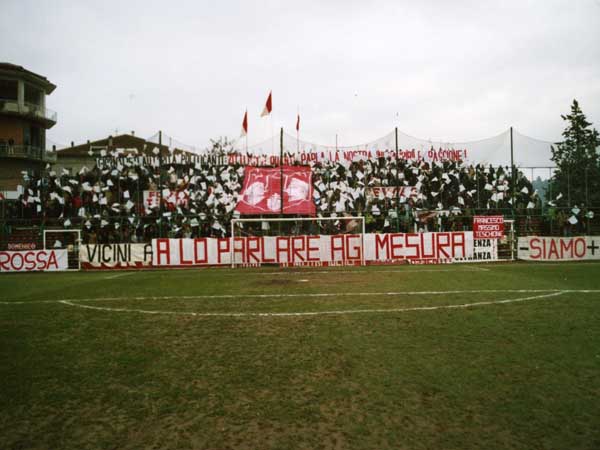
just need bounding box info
[0,249,69,272]
[149,232,497,267]
[77,233,499,270]
[518,236,600,261]
[79,244,153,269]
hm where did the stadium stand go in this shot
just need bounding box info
[6,153,526,239]
[0,147,597,247]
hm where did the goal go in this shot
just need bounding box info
[43,229,81,271]
[504,219,515,260]
[229,216,366,268]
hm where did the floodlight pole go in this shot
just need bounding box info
[280,127,284,217]
[158,130,164,238]
[230,219,235,268]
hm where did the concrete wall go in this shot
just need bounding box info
[0,116,24,144]
[0,158,42,191]
[53,155,96,176]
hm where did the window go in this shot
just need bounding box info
[22,125,45,150]
[24,84,43,106]
[0,79,18,101]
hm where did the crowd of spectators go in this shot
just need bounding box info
[8,148,551,244]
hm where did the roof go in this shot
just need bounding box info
[0,63,56,94]
[55,133,196,159]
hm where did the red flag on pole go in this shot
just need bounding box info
[260,91,272,117]
[296,114,300,132]
[240,110,248,137]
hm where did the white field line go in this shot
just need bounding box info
[2,289,600,305]
[79,261,600,279]
[72,261,600,279]
[465,266,491,272]
[502,262,600,266]
[104,272,137,280]
[119,266,492,277]
[235,267,491,276]
[58,291,569,317]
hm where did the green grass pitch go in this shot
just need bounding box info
[1,262,599,450]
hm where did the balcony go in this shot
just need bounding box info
[0,144,56,163]
[0,99,57,127]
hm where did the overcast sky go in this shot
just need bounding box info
[2,0,599,150]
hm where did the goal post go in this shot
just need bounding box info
[43,229,82,271]
[504,219,515,260]
[230,216,366,268]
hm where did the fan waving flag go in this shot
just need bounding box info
[260,91,272,117]
[240,110,248,137]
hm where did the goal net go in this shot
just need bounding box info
[43,229,81,271]
[229,216,366,268]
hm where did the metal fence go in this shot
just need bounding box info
[1,162,599,248]
[1,207,599,251]
[0,144,57,162]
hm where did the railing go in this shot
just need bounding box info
[0,144,56,162]
[0,98,57,123]
[1,209,598,246]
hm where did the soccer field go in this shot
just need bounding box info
[1,263,599,450]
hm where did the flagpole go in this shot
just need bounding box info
[271,114,274,155]
[280,127,284,217]
[158,130,163,238]
[395,126,399,232]
[270,91,274,155]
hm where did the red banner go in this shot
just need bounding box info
[236,166,315,215]
[143,191,160,209]
[473,215,504,239]
[367,186,418,199]
[144,190,189,210]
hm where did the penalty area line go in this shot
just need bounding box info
[3,289,598,305]
[244,267,491,276]
[57,291,568,317]
[104,272,137,280]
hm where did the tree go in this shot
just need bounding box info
[550,100,600,208]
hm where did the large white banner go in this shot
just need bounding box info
[79,244,152,269]
[0,250,69,272]
[518,236,600,261]
[150,232,497,267]
[152,235,365,267]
